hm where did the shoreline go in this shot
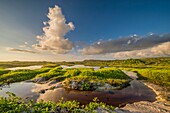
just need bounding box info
[142,80,167,101]
[117,80,170,113]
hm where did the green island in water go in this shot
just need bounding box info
[0,57,169,113]
[0,1,170,112]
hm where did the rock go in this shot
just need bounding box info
[78,83,82,89]
[34,77,47,83]
[39,89,45,94]
[25,79,35,82]
[120,101,170,113]
[55,82,63,88]
[96,86,106,91]
[49,86,55,90]
[104,83,112,88]
[109,91,114,94]
[48,80,57,85]
[114,108,132,113]
[95,107,113,113]
[71,81,78,89]
[55,106,61,112]
[97,83,112,91]
[80,81,84,84]
[97,82,102,86]
[60,108,68,113]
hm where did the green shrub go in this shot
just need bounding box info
[136,69,170,86]
[0,92,115,112]
[95,68,130,79]
[0,69,10,76]
[0,68,50,84]
[64,69,81,77]
[36,67,64,80]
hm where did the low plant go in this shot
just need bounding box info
[0,68,50,84]
[35,67,64,80]
[0,92,115,113]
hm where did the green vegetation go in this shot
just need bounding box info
[1,57,169,69]
[0,57,169,89]
[0,68,51,85]
[82,57,170,68]
[63,67,129,79]
[120,67,170,100]
[119,67,170,87]
[133,68,169,86]
[0,68,10,76]
[62,68,130,90]
[0,61,55,68]
[95,68,130,79]
[35,67,64,80]
[0,66,130,90]
[0,57,169,111]
[0,92,115,113]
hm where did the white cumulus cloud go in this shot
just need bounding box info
[112,42,170,58]
[33,5,75,54]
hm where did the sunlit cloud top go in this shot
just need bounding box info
[33,5,75,54]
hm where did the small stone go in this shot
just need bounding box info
[39,89,45,94]
[49,86,55,90]
[48,80,57,85]
[78,83,82,88]
[108,91,114,94]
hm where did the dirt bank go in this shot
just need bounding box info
[116,71,170,113]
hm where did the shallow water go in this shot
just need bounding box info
[5,65,42,70]
[37,80,156,106]
[60,65,100,70]
[0,82,37,99]
[0,80,156,106]
[0,68,157,106]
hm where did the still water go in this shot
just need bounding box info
[0,65,156,106]
[0,80,156,106]
[37,80,156,106]
[5,65,42,70]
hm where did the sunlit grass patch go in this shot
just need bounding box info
[0,68,51,84]
[35,67,64,80]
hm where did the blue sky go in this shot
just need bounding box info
[0,0,170,61]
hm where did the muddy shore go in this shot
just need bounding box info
[116,81,170,113]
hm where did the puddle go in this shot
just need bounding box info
[0,82,38,99]
[0,69,157,106]
[5,65,42,70]
[60,65,100,70]
[37,80,156,106]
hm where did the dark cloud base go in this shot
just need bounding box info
[9,48,39,54]
[80,33,170,55]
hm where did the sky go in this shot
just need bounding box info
[0,0,170,61]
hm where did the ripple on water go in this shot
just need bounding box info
[37,80,157,106]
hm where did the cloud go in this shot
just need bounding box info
[19,42,29,48]
[80,33,170,55]
[33,5,75,54]
[8,48,39,54]
[112,42,170,58]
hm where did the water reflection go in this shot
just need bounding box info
[5,65,42,70]
[0,68,157,106]
[0,82,37,99]
[60,65,100,70]
[37,80,156,106]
